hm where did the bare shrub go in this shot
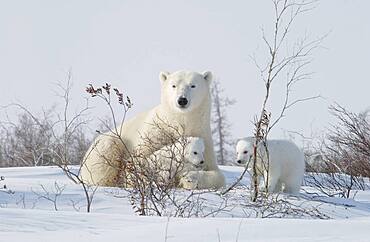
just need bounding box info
[220,186,330,219]
[0,72,97,212]
[0,175,11,194]
[240,192,329,219]
[122,122,187,215]
[31,182,66,211]
[104,117,222,217]
[304,172,366,199]
[83,83,133,187]
[224,0,323,201]
[304,104,369,198]
[0,109,54,167]
[40,76,97,212]
[326,105,370,178]
[0,106,91,168]
[118,119,211,216]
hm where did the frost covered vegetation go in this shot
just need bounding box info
[1,0,370,241]
[1,166,370,218]
[0,108,90,168]
[0,76,91,168]
[1,166,370,242]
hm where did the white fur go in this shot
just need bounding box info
[80,70,225,189]
[148,137,206,185]
[236,137,305,194]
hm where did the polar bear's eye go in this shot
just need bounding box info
[243,151,248,154]
[172,85,176,88]
[193,151,198,155]
[191,85,196,88]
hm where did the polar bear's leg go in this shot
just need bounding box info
[283,183,300,194]
[266,174,279,193]
[197,169,226,189]
[284,157,304,194]
[179,171,200,189]
[283,176,302,194]
[180,170,225,189]
[203,137,226,188]
[283,166,304,194]
[257,175,266,191]
[273,180,283,193]
[80,135,124,187]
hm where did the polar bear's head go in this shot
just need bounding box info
[159,70,212,113]
[236,137,255,165]
[184,137,205,170]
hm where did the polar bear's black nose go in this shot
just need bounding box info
[200,160,204,165]
[178,97,188,107]
[237,160,242,164]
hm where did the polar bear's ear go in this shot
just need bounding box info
[159,71,170,83]
[202,71,213,84]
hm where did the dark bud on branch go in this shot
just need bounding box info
[102,83,111,95]
[125,96,133,109]
[86,84,102,97]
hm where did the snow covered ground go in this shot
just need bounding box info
[1,166,370,242]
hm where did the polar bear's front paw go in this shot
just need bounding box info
[179,171,200,190]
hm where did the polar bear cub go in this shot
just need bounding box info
[148,137,206,186]
[236,137,305,194]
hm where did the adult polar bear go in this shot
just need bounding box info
[236,137,305,194]
[80,70,225,189]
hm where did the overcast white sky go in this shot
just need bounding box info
[0,0,369,143]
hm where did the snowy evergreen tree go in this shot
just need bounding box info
[211,80,235,165]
